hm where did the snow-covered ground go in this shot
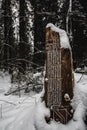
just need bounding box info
[0,71,87,130]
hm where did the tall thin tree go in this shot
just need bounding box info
[19,0,29,72]
[3,0,15,69]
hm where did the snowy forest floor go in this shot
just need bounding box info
[0,72,87,130]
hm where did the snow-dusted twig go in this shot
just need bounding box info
[77,73,84,83]
[5,83,43,96]
[0,100,16,105]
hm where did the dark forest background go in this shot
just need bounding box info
[0,0,87,73]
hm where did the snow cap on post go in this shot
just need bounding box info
[46,23,71,49]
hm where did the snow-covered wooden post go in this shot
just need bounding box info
[44,23,74,124]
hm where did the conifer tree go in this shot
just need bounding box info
[2,0,15,69]
[19,0,30,72]
[72,0,87,67]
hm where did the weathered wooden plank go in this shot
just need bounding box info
[44,24,74,123]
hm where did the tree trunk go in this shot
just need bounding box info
[3,0,14,69]
[19,0,29,72]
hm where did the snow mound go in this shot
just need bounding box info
[0,71,11,94]
[46,23,71,49]
[0,72,87,130]
[34,101,86,130]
